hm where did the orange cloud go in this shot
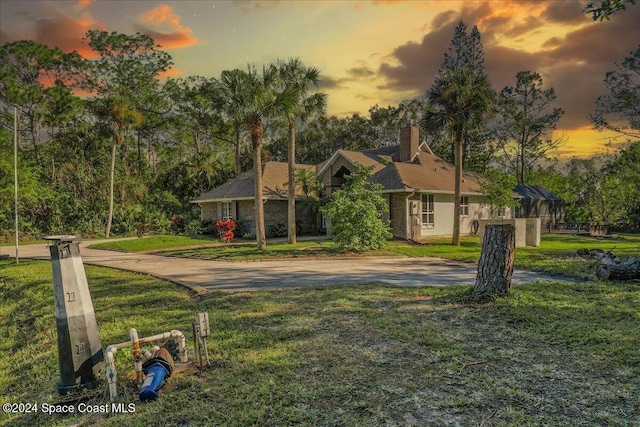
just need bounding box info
[33,12,105,58]
[137,5,197,49]
[371,0,407,5]
[76,0,93,11]
[159,68,183,79]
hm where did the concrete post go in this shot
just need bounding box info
[46,235,103,394]
[525,218,541,247]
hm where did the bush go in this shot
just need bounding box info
[184,219,205,235]
[267,221,287,238]
[233,219,246,236]
[215,219,236,243]
[321,165,391,252]
[171,214,185,234]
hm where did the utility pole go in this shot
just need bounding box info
[14,106,19,264]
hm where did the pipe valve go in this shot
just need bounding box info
[139,347,175,402]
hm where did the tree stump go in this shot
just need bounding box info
[474,224,516,296]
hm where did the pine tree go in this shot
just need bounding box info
[440,20,469,73]
[423,20,496,245]
[467,26,486,76]
[424,21,496,173]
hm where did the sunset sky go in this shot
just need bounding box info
[1,0,638,158]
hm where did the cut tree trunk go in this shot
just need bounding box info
[595,258,640,280]
[474,224,516,296]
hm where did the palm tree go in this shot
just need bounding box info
[423,67,495,245]
[292,167,324,233]
[218,69,252,176]
[274,58,327,244]
[104,98,143,238]
[239,64,296,251]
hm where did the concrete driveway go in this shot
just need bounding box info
[14,239,569,293]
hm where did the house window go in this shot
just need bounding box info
[221,202,232,220]
[459,197,469,217]
[421,194,434,227]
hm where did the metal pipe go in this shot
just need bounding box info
[104,329,188,401]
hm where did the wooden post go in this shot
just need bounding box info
[474,224,516,296]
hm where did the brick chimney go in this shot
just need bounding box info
[399,125,419,162]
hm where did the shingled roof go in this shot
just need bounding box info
[191,162,315,203]
[514,184,563,201]
[336,147,484,195]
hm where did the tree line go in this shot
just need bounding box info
[1,23,638,247]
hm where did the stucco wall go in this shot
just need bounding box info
[415,194,512,238]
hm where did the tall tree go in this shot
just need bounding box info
[604,141,640,230]
[274,58,327,244]
[423,21,495,245]
[368,99,425,146]
[494,71,564,185]
[425,21,494,173]
[218,69,253,176]
[440,20,469,73]
[589,45,640,140]
[423,67,495,245]
[0,40,84,168]
[83,30,172,237]
[237,64,295,251]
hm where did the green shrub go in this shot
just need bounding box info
[184,219,205,235]
[267,221,287,238]
[321,165,392,252]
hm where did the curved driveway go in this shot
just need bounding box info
[16,240,569,293]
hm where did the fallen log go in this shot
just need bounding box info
[577,248,640,281]
[595,258,640,280]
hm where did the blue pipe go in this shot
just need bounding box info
[139,362,171,402]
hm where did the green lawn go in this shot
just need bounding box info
[89,234,220,252]
[90,233,640,279]
[1,259,638,426]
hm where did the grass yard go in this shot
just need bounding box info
[90,234,220,253]
[91,233,640,279]
[1,259,638,426]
